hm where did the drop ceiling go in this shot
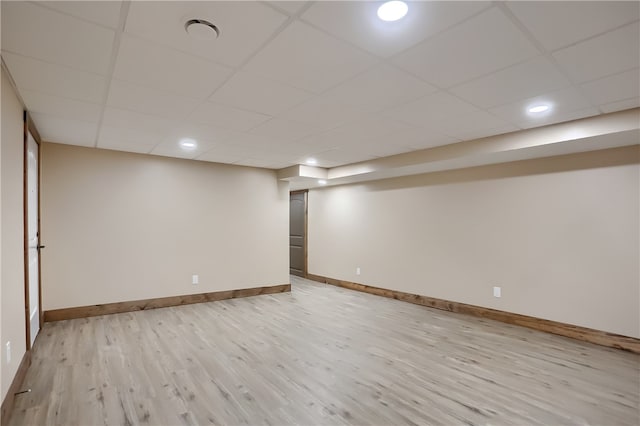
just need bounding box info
[1,1,639,170]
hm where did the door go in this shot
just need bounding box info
[25,122,42,348]
[289,191,307,277]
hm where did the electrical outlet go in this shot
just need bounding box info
[493,286,501,298]
[192,275,199,285]
[6,341,11,364]
[356,267,361,276]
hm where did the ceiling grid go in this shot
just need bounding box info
[1,1,637,174]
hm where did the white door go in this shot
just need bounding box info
[27,131,40,347]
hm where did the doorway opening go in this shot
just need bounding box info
[289,190,307,277]
[24,112,43,349]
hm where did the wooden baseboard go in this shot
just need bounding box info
[306,274,640,354]
[1,349,32,425]
[44,283,291,322]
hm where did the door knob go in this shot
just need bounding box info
[37,245,45,250]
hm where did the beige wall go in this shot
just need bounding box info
[308,146,640,338]
[1,68,3,401]
[41,143,289,310]
[1,68,27,400]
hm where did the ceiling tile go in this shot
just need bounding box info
[34,1,123,29]
[210,71,313,115]
[310,148,378,168]
[507,1,640,51]
[393,7,539,88]
[125,1,287,67]
[102,107,180,135]
[291,117,414,153]
[218,132,289,150]
[600,97,640,114]
[20,89,102,124]
[107,80,201,119]
[276,141,321,159]
[243,21,378,93]
[279,94,369,129]
[198,143,261,158]
[265,160,295,170]
[197,144,287,166]
[268,1,310,16]
[196,149,245,165]
[2,52,107,103]
[334,118,453,155]
[97,125,165,153]
[319,63,437,113]
[188,102,271,131]
[114,35,232,99]
[360,144,415,159]
[384,91,479,128]
[324,117,423,147]
[31,113,97,146]
[432,110,519,141]
[96,140,155,155]
[451,56,570,108]
[160,123,234,148]
[399,129,460,150]
[248,118,318,143]
[317,119,393,147]
[553,22,639,84]
[151,138,218,160]
[368,119,459,150]
[301,1,491,58]
[580,69,640,106]
[517,107,600,130]
[294,134,344,153]
[233,158,279,169]
[1,1,115,74]
[488,87,594,128]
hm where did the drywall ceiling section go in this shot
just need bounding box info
[287,108,640,190]
[1,1,639,170]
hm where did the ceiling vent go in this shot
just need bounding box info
[184,19,220,40]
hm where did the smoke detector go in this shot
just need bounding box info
[185,19,220,40]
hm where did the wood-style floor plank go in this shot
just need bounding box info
[8,276,640,425]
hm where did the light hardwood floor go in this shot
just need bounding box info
[9,276,640,425]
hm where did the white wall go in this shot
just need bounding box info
[1,67,27,400]
[309,146,640,338]
[41,143,289,310]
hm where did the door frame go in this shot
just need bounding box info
[290,189,308,277]
[23,111,43,350]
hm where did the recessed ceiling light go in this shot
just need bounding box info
[179,138,198,150]
[318,179,327,185]
[528,104,551,113]
[185,19,220,40]
[377,1,408,22]
[306,158,317,165]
